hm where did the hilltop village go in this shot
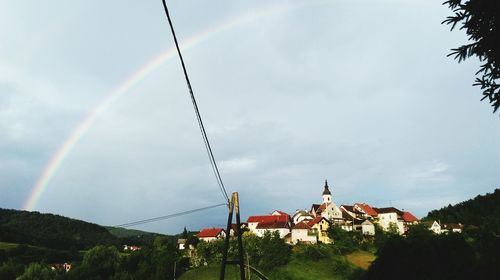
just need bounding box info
[194,180,416,244]
[192,180,461,246]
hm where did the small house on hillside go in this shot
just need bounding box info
[247,213,290,235]
[353,219,375,235]
[308,216,332,244]
[198,228,226,242]
[374,207,405,234]
[290,221,317,245]
[422,220,442,234]
[441,223,463,233]
[292,210,314,224]
[354,203,378,219]
[254,221,290,238]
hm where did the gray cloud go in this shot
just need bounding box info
[0,0,498,234]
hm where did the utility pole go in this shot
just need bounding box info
[173,261,176,280]
[220,192,245,280]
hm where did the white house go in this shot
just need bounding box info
[290,221,317,245]
[424,221,442,234]
[247,212,290,236]
[254,221,290,238]
[292,210,314,225]
[374,207,405,234]
[197,228,226,242]
[358,220,375,235]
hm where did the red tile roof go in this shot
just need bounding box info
[355,203,378,217]
[197,228,225,238]
[247,215,289,223]
[255,221,289,229]
[293,221,312,230]
[307,216,327,227]
[272,210,290,217]
[402,211,418,222]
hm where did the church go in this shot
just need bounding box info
[310,180,343,222]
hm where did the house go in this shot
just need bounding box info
[178,238,186,250]
[254,221,290,238]
[271,210,291,220]
[308,216,332,243]
[353,219,375,235]
[197,228,226,242]
[422,220,442,234]
[292,210,314,224]
[373,207,405,234]
[340,205,364,220]
[401,211,419,233]
[442,223,463,233]
[353,203,378,219]
[290,221,317,245]
[123,245,141,251]
[50,263,71,272]
[247,212,290,235]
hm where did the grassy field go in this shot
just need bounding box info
[180,264,244,280]
[345,251,376,270]
[179,251,374,280]
[266,257,351,280]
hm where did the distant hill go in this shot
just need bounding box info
[425,188,500,229]
[0,208,117,250]
[106,226,161,238]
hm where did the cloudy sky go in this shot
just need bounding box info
[1,0,499,234]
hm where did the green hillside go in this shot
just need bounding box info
[0,208,117,250]
[425,188,500,229]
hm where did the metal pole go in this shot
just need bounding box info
[173,261,176,280]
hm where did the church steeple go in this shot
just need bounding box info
[322,179,332,204]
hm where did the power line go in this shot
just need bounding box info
[115,203,227,228]
[161,0,230,204]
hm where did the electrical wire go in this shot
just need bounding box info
[114,203,227,228]
[161,0,230,204]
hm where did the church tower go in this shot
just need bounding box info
[322,179,332,204]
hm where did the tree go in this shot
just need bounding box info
[181,227,188,239]
[17,263,57,280]
[442,0,500,114]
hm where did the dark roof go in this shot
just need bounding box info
[373,207,403,215]
[311,204,321,212]
[341,208,355,219]
[322,179,331,195]
[341,205,355,212]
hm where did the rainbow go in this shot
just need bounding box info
[23,3,299,211]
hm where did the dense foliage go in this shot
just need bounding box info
[364,224,500,279]
[425,188,500,231]
[442,0,500,113]
[0,208,117,250]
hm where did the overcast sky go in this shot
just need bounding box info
[1,0,499,234]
